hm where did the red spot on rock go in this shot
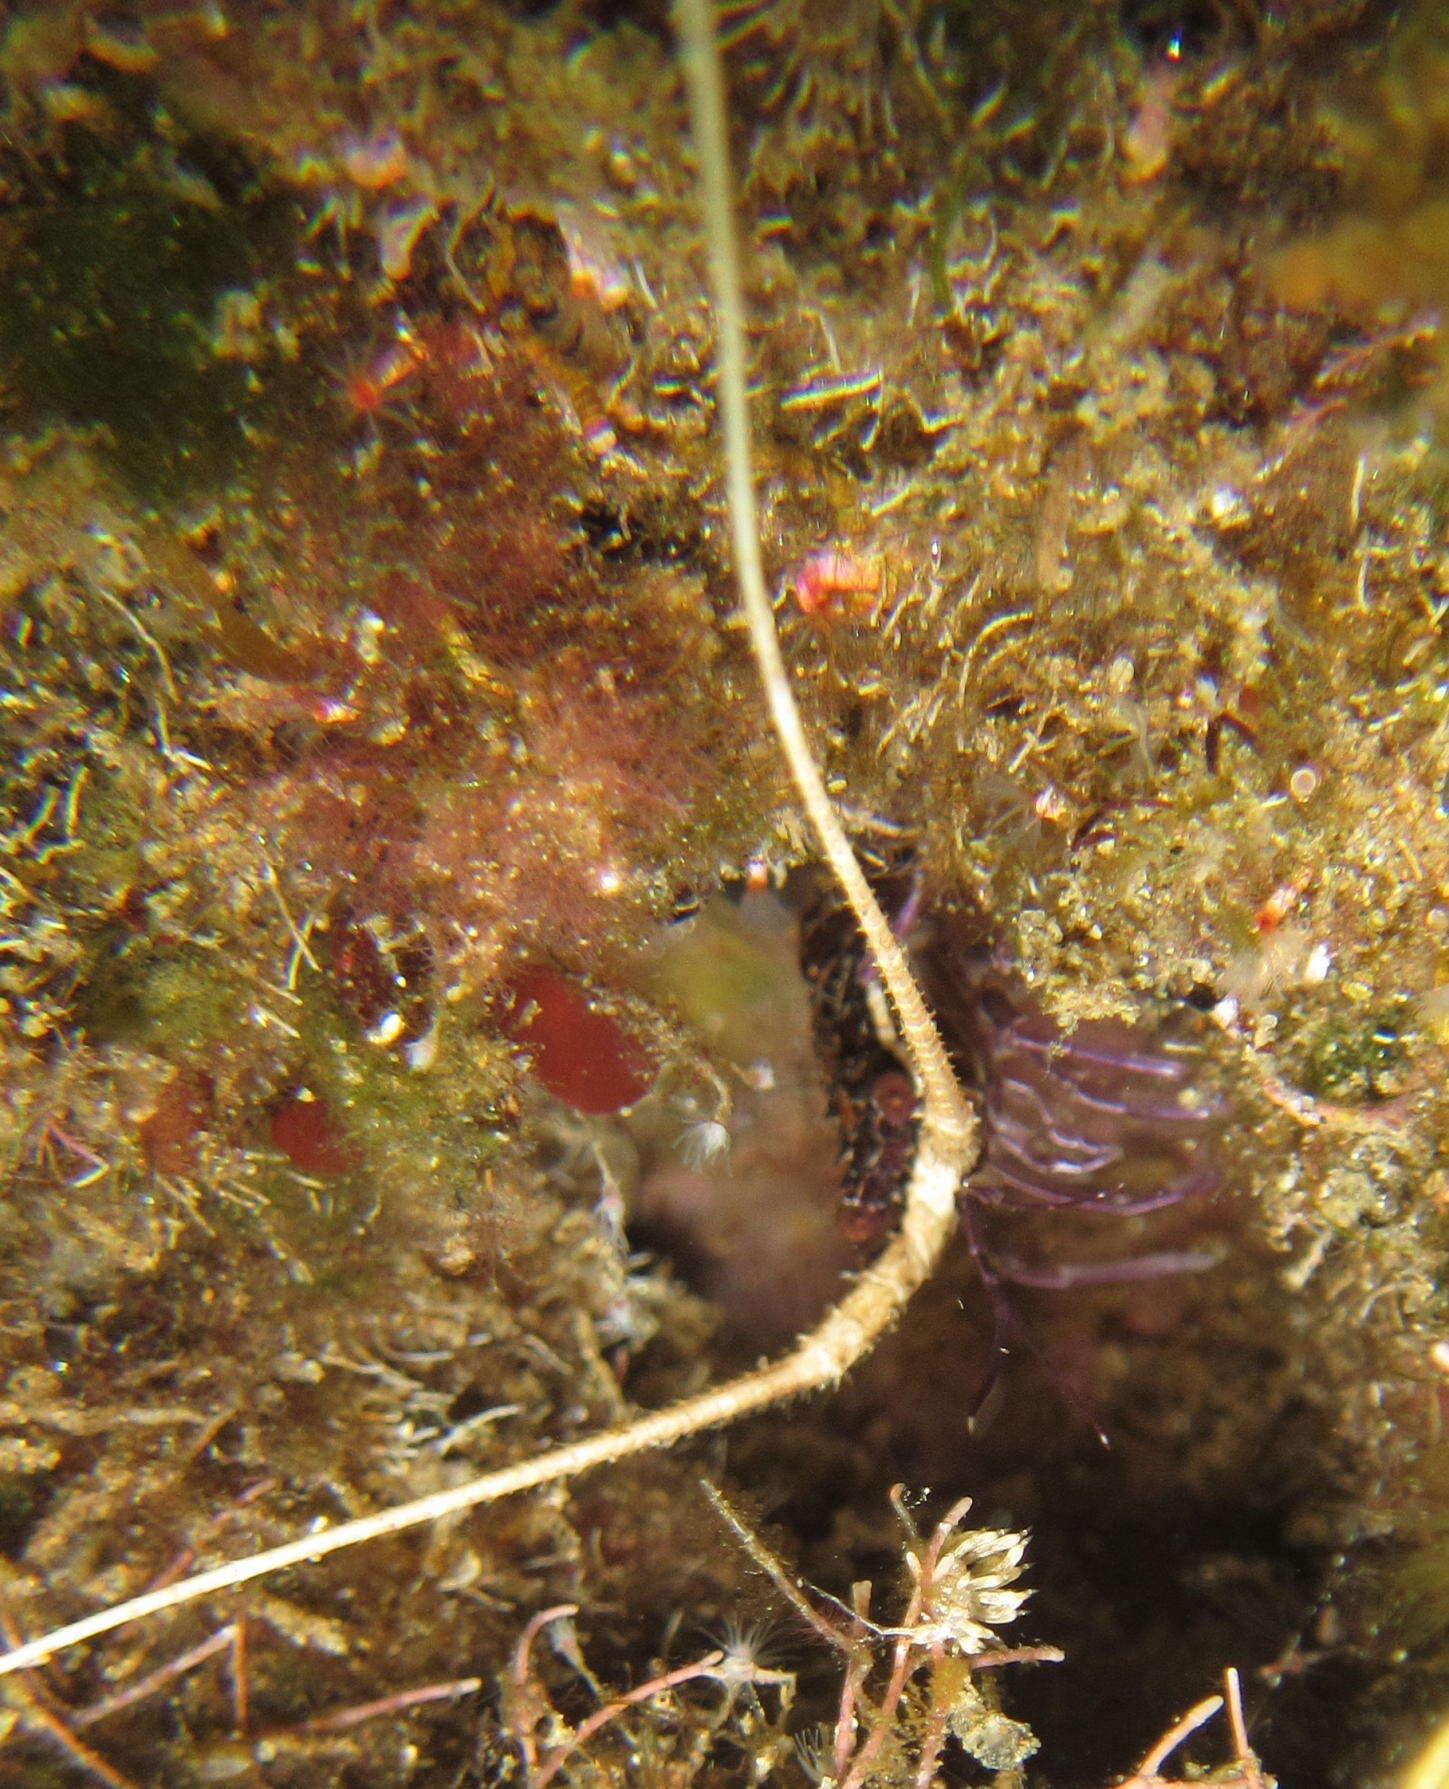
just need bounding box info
[139,1067,213,1175]
[268,1090,358,1177]
[503,965,653,1114]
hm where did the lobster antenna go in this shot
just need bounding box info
[674,0,966,1131]
[0,0,975,1681]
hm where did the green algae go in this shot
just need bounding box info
[0,97,300,503]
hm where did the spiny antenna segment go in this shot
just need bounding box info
[0,0,975,1681]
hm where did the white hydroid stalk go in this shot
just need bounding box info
[0,0,975,1683]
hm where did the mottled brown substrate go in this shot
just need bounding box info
[0,1,1445,1784]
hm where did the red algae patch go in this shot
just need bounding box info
[267,1087,361,1178]
[502,965,655,1114]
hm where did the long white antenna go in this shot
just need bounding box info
[674,0,967,1133]
[0,0,975,1682]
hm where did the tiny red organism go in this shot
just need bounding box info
[341,336,422,421]
[787,549,881,624]
[338,128,410,191]
[1252,882,1301,937]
